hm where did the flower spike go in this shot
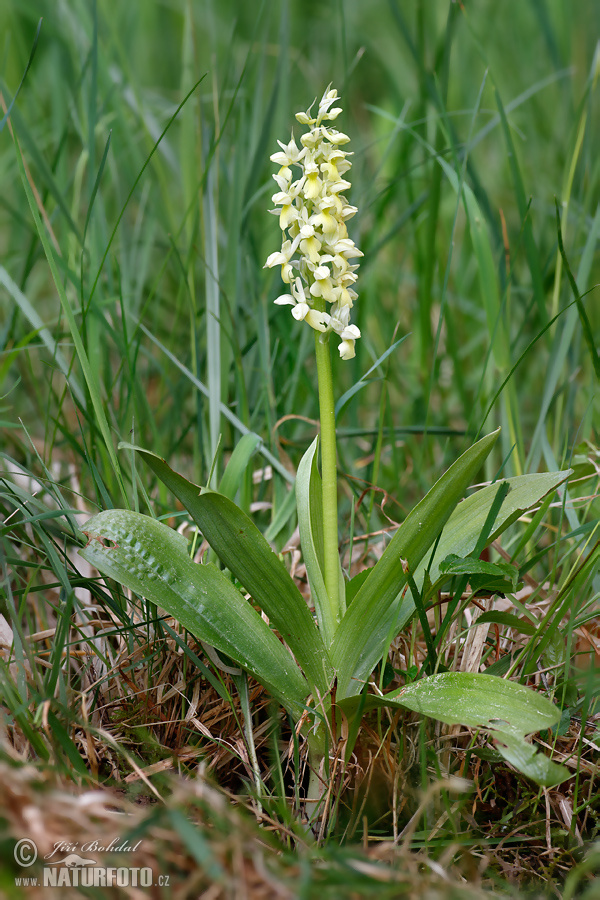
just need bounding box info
[265,86,362,359]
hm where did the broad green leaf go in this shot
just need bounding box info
[331,430,500,698]
[345,568,372,606]
[79,510,309,716]
[415,470,572,594]
[382,471,572,639]
[465,574,520,596]
[476,611,536,635]
[119,445,332,695]
[218,432,261,501]
[439,554,520,593]
[493,732,569,786]
[296,438,345,646]
[186,491,333,693]
[439,555,517,580]
[541,631,569,671]
[337,672,569,787]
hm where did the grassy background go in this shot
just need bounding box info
[0,1,599,896]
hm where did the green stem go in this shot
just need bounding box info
[314,329,341,628]
[304,726,327,831]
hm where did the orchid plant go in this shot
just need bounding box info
[81,87,571,822]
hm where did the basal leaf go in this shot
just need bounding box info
[345,568,372,606]
[187,491,333,694]
[119,445,332,695]
[296,438,345,646]
[80,509,309,716]
[337,672,569,787]
[440,554,520,592]
[491,732,569,787]
[440,555,516,579]
[331,429,500,698]
[476,611,536,635]
[417,471,572,592]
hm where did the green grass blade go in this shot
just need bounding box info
[494,86,547,323]
[218,432,261,503]
[13,134,126,499]
[9,103,83,245]
[46,711,90,779]
[134,323,295,485]
[204,165,221,481]
[334,335,409,420]
[0,18,42,136]
[0,264,85,407]
[555,199,600,379]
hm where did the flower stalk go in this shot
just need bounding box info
[314,327,342,622]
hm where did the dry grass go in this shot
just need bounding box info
[1,540,598,897]
[0,759,542,900]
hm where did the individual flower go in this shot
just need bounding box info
[269,135,307,181]
[264,86,363,359]
[265,238,300,283]
[273,277,330,332]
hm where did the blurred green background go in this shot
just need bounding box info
[1,0,598,518]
